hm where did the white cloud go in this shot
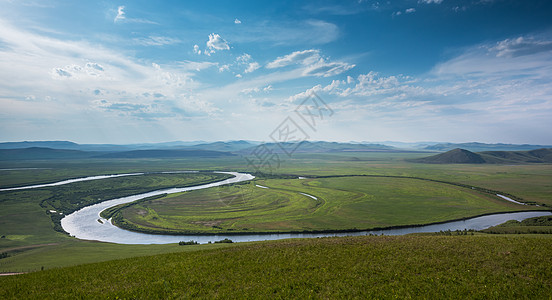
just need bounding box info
[193,44,201,55]
[241,85,272,94]
[219,64,230,72]
[303,61,355,77]
[405,8,416,13]
[114,6,125,22]
[112,5,157,24]
[206,33,230,54]
[266,49,321,69]
[236,53,252,63]
[245,62,260,73]
[490,36,552,58]
[287,80,343,102]
[419,0,443,4]
[266,49,354,77]
[234,18,242,24]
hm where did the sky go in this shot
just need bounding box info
[1,0,551,144]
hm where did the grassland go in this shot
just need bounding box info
[2,235,552,299]
[1,152,550,273]
[117,176,534,234]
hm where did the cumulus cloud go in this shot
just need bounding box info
[287,80,343,102]
[236,53,252,63]
[193,44,201,55]
[234,18,242,24]
[206,33,230,54]
[218,64,230,72]
[51,62,106,79]
[245,62,260,73]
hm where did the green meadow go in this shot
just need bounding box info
[0,152,551,281]
[116,176,531,235]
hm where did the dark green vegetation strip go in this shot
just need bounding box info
[1,235,552,299]
[115,175,539,235]
[482,216,552,234]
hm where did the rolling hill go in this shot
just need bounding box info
[411,148,552,164]
[423,142,551,152]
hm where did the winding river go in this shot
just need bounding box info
[4,171,551,244]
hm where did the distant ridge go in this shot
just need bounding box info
[423,142,551,152]
[238,141,396,155]
[95,149,236,159]
[0,147,91,160]
[411,148,552,164]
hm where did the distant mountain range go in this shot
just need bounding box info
[237,141,397,155]
[0,140,551,161]
[0,147,235,160]
[411,148,552,164]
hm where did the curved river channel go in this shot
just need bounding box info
[7,171,551,244]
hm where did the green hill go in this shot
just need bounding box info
[410,148,487,164]
[411,148,552,164]
[423,142,551,152]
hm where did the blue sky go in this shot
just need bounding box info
[1,0,551,144]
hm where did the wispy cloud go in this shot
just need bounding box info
[134,36,180,46]
[267,49,354,77]
[266,50,321,69]
[491,36,552,58]
[419,0,443,4]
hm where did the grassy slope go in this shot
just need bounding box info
[1,235,552,299]
[120,176,530,234]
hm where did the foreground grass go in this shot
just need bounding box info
[118,176,531,234]
[2,235,552,299]
[0,240,237,273]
